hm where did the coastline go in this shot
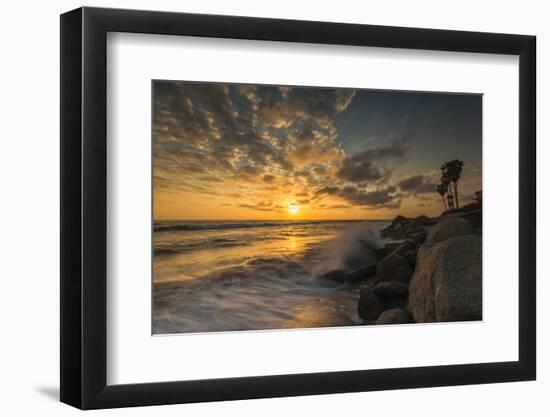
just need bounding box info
[152,207,482,333]
[320,206,483,325]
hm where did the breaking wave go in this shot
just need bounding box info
[154,220,328,233]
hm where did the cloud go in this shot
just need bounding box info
[335,90,357,112]
[258,87,356,132]
[153,81,418,214]
[361,137,411,160]
[318,185,400,208]
[337,158,385,183]
[154,82,354,194]
[323,204,351,209]
[336,138,410,183]
[238,201,285,212]
[259,106,291,128]
[238,203,272,211]
[398,174,437,194]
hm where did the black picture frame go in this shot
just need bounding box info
[60,6,536,410]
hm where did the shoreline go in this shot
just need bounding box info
[320,206,482,325]
[152,207,482,333]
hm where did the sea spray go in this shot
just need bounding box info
[313,221,387,275]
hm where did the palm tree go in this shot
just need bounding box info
[446,187,455,209]
[440,164,455,210]
[444,160,464,208]
[437,183,448,211]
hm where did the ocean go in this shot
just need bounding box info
[153,219,389,334]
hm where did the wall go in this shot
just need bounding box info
[0,0,546,415]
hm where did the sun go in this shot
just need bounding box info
[288,204,300,215]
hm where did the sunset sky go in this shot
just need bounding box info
[153,81,481,220]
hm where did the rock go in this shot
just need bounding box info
[461,210,482,229]
[374,242,401,259]
[380,215,410,239]
[393,242,416,266]
[376,308,414,325]
[357,286,387,321]
[411,215,432,227]
[377,251,413,283]
[380,228,405,240]
[404,226,425,237]
[374,281,409,299]
[391,215,409,227]
[319,270,348,283]
[393,241,413,253]
[426,216,474,243]
[408,235,482,322]
[408,231,427,244]
[348,265,377,283]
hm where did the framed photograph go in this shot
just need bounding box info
[60,7,536,409]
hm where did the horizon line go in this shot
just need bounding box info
[153,218,393,222]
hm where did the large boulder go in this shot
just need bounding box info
[357,286,386,321]
[376,308,414,325]
[377,251,413,283]
[374,281,409,299]
[461,210,482,229]
[426,216,474,243]
[408,235,482,322]
[408,231,427,244]
[404,226,426,237]
[348,265,377,283]
[393,242,417,267]
[374,242,402,259]
[411,215,432,227]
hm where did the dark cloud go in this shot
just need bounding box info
[238,204,272,211]
[238,201,284,212]
[337,158,385,183]
[323,204,351,209]
[336,138,410,183]
[362,138,411,160]
[241,165,262,176]
[398,174,436,194]
[318,185,400,208]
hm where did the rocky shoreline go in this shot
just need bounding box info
[320,209,482,325]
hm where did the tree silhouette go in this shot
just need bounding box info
[444,160,464,208]
[437,183,448,211]
[438,160,464,211]
[440,164,455,210]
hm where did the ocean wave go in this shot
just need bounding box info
[155,237,246,256]
[153,220,353,233]
[153,221,388,333]
[153,254,357,334]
